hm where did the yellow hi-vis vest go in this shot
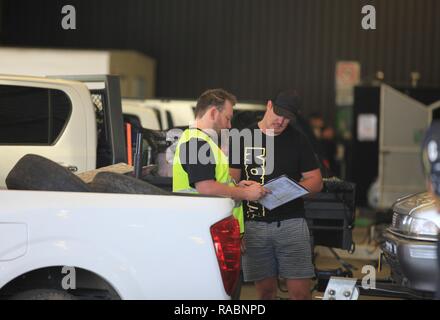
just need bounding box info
[173,128,244,234]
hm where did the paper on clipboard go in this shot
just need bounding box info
[258,175,309,210]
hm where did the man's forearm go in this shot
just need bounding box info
[196,180,246,200]
[300,177,323,194]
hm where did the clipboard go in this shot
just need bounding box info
[258,175,309,210]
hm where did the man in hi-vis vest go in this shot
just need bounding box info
[173,89,268,234]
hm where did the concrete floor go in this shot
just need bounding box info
[239,225,396,300]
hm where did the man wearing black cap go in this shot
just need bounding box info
[421,121,440,300]
[230,90,323,300]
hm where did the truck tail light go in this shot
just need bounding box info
[210,216,241,297]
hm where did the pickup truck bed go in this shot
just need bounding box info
[0,189,235,299]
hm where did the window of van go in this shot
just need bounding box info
[0,85,71,145]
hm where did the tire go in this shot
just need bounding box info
[89,171,169,195]
[5,154,91,192]
[9,289,78,300]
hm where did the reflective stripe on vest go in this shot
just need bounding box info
[172,128,244,234]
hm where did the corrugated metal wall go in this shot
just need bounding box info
[1,0,439,122]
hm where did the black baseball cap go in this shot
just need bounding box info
[422,121,440,196]
[272,90,302,120]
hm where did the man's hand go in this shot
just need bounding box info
[241,183,269,201]
[237,180,260,188]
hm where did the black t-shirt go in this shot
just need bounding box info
[178,129,216,188]
[230,123,318,222]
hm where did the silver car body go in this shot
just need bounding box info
[382,192,439,292]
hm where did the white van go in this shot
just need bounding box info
[122,99,161,130]
[122,98,266,130]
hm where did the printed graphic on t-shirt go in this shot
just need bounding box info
[244,147,266,219]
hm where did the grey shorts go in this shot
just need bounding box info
[242,218,315,282]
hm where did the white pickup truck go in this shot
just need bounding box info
[0,75,240,300]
